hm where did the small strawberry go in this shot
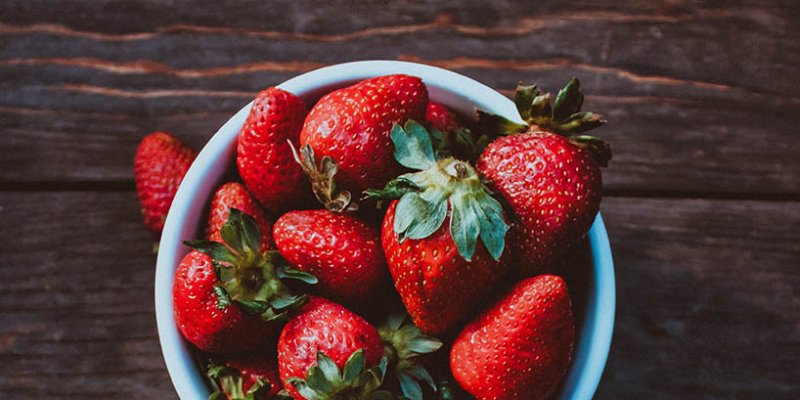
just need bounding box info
[207,353,282,400]
[425,102,462,133]
[273,209,385,305]
[237,87,310,213]
[278,298,441,400]
[366,121,509,335]
[277,297,385,400]
[173,209,316,354]
[300,74,428,193]
[134,131,196,234]
[476,78,611,276]
[450,275,575,400]
[207,182,274,254]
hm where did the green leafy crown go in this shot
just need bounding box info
[364,120,509,261]
[284,350,395,400]
[477,77,612,167]
[207,362,272,400]
[184,209,318,322]
[378,315,443,400]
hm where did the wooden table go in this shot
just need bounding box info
[1,1,798,398]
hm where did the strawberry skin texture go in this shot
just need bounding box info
[133,132,196,234]
[476,131,602,275]
[450,275,575,400]
[300,74,428,193]
[237,87,309,213]
[173,250,274,354]
[277,297,383,400]
[207,182,274,253]
[222,354,282,400]
[382,201,506,336]
[273,210,385,304]
[425,101,462,132]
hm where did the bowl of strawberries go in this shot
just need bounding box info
[154,60,615,400]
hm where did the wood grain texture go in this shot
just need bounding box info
[1,1,799,399]
[1,0,799,195]
[0,193,797,399]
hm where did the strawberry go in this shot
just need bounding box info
[366,121,509,335]
[173,209,316,354]
[207,353,282,400]
[133,131,196,234]
[237,87,310,213]
[277,297,384,400]
[425,102,462,133]
[475,78,611,276]
[207,182,274,254]
[273,209,385,305]
[300,74,428,194]
[450,275,575,400]
[277,298,441,400]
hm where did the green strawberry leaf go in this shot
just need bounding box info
[449,193,481,262]
[513,84,538,120]
[213,285,233,310]
[276,267,319,284]
[184,240,239,265]
[553,77,584,122]
[316,352,341,384]
[391,120,437,170]
[403,364,436,390]
[342,349,366,385]
[363,177,420,201]
[398,370,423,400]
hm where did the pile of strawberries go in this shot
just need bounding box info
[134,73,610,400]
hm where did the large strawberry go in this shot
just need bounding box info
[450,275,575,400]
[207,353,282,400]
[300,74,428,193]
[273,209,385,305]
[134,131,196,234]
[476,78,611,276]
[207,182,274,253]
[366,121,509,335]
[237,87,310,213]
[173,209,316,354]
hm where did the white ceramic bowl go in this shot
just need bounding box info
[155,60,615,400]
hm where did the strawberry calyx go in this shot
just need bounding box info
[185,209,318,322]
[378,315,443,400]
[282,350,394,400]
[477,77,612,166]
[364,120,508,262]
[207,362,273,400]
[290,141,358,213]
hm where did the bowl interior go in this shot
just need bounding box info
[155,60,614,400]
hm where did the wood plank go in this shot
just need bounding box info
[0,191,177,399]
[0,192,797,398]
[1,1,799,195]
[598,197,800,399]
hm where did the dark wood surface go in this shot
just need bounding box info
[1,1,798,399]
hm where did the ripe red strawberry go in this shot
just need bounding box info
[237,87,310,213]
[207,353,282,400]
[277,297,384,400]
[173,250,273,354]
[476,78,611,276]
[300,74,428,193]
[425,102,462,133]
[174,210,315,354]
[366,121,509,335]
[450,275,575,400]
[273,209,385,305]
[207,182,274,253]
[133,131,196,234]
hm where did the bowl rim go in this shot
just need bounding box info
[155,60,615,400]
